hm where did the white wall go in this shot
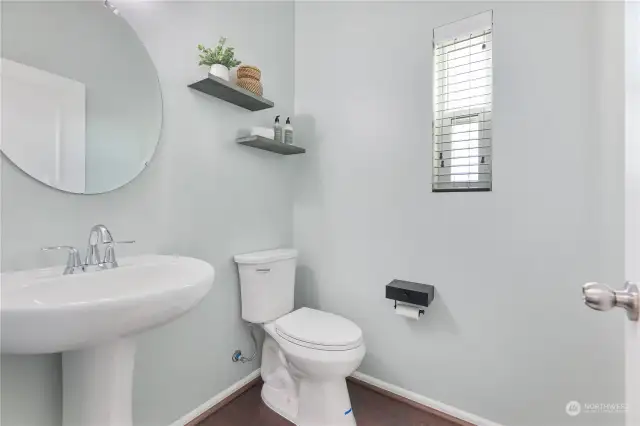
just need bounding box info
[293,2,625,426]
[0,2,295,425]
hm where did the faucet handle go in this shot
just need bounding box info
[41,246,84,275]
[104,240,136,265]
[41,245,82,264]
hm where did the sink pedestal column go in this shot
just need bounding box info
[62,338,136,426]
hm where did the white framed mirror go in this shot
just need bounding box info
[1,1,163,194]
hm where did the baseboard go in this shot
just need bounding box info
[169,369,261,426]
[169,369,501,426]
[350,371,504,426]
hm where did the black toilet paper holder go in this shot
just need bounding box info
[386,279,435,316]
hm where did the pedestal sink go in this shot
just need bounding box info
[1,254,215,426]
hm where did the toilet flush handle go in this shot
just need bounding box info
[256,268,271,273]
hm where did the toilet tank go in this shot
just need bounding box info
[234,249,298,323]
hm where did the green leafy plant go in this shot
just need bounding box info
[197,37,241,69]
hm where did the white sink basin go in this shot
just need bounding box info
[1,254,214,354]
[0,254,214,426]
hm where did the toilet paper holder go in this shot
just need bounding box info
[386,279,435,316]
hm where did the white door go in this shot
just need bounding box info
[625,2,640,425]
[582,3,640,426]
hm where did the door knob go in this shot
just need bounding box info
[582,281,639,321]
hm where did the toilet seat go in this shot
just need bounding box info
[275,307,363,351]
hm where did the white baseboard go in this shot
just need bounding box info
[168,369,501,426]
[169,369,261,426]
[351,371,504,426]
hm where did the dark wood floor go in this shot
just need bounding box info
[198,380,460,426]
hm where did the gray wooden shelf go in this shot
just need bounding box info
[237,135,305,155]
[188,74,274,111]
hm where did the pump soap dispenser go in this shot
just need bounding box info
[284,117,294,145]
[274,116,283,143]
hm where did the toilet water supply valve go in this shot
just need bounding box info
[232,324,259,363]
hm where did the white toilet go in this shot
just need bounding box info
[234,248,366,426]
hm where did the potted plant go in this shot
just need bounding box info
[197,37,241,81]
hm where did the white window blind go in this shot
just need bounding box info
[433,12,493,192]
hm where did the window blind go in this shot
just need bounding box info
[433,14,493,192]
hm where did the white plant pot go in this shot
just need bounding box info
[210,64,230,81]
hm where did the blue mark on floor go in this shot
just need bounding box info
[344,408,353,416]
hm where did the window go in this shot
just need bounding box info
[433,12,493,192]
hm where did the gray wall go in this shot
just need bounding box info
[2,2,162,194]
[293,2,625,426]
[0,2,295,425]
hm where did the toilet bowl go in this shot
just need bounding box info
[234,249,366,426]
[261,308,365,426]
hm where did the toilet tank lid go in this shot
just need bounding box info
[234,248,298,264]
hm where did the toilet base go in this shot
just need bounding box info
[261,383,297,424]
[262,378,356,426]
[259,321,362,426]
[296,378,356,426]
[261,365,298,423]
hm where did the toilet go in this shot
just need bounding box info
[234,248,366,426]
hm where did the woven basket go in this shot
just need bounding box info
[236,77,263,97]
[237,65,261,81]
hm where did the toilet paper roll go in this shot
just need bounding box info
[395,302,422,320]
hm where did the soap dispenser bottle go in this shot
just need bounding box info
[274,116,283,143]
[284,117,294,145]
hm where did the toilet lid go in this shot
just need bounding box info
[275,307,363,351]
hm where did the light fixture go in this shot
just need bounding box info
[104,0,120,15]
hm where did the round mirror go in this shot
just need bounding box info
[1,1,162,194]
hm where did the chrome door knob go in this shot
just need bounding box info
[583,282,616,311]
[582,281,639,321]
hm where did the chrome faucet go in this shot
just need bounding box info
[42,225,134,275]
[85,224,114,267]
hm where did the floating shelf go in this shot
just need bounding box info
[237,135,306,155]
[188,74,274,111]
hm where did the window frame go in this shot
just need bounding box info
[432,22,493,193]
